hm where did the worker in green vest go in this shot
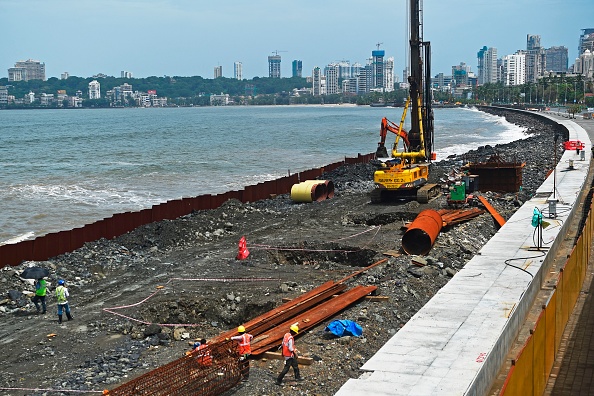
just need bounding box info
[31,278,47,314]
[55,279,73,324]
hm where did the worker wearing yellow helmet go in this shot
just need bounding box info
[275,324,303,386]
[230,325,253,381]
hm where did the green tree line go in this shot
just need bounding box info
[0,75,408,107]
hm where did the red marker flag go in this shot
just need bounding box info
[236,236,250,260]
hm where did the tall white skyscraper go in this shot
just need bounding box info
[312,67,322,96]
[214,66,222,79]
[477,46,498,85]
[325,64,339,95]
[384,57,395,92]
[503,53,526,86]
[234,62,242,80]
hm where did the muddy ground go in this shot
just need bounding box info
[0,109,563,396]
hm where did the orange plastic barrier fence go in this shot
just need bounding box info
[500,200,593,395]
[0,154,374,268]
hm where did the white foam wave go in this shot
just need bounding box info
[1,232,35,246]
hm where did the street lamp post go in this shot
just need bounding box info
[574,81,577,103]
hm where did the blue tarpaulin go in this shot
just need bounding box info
[325,320,363,337]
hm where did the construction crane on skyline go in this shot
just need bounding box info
[376,42,383,50]
[272,50,287,56]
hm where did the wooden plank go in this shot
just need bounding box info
[261,351,314,365]
[365,295,390,301]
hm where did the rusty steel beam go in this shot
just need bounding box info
[478,196,506,228]
[437,208,485,226]
[250,285,377,355]
[210,281,346,343]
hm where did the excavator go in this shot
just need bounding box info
[371,0,439,204]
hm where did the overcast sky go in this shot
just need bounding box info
[1,0,592,80]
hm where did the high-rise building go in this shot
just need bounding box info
[372,50,385,90]
[121,71,133,79]
[545,46,568,73]
[61,72,70,80]
[503,53,526,86]
[325,64,339,95]
[292,60,302,78]
[526,35,545,83]
[579,29,594,55]
[336,61,351,79]
[234,62,243,80]
[88,80,101,99]
[312,67,322,96]
[384,57,394,92]
[477,46,498,85]
[214,66,222,79]
[452,62,471,87]
[574,50,594,79]
[268,55,281,78]
[8,59,46,82]
[351,62,363,79]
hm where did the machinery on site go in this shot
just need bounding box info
[371,0,439,204]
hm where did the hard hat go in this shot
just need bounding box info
[237,325,246,333]
[193,342,201,349]
[58,279,65,285]
[290,324,299,334]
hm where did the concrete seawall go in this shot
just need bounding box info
[336,110,592,395]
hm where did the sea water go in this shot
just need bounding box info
[0,105,527,244]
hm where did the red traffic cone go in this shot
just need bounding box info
[236,236,250,260]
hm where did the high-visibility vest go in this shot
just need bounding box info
[35,280,47,297]
[237,333,252,355]
[281,333,294,358]
[56,286,68,304]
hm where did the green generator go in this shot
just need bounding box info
[449,182,466,201]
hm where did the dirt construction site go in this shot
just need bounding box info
[0,109,562,395]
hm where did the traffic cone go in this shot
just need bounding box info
[236,236,250,260]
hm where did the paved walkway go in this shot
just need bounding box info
[546,116,594,396]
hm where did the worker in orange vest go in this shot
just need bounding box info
[193,338,212,366]
[275,324,303,386]
[230,325,253,381]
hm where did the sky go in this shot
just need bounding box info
[1,0,593,81]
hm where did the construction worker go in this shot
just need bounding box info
[55,279,73,324]
[31,278,47,314]
[230,325,253,381]
[275,324,303,386]
[195,338,212,366]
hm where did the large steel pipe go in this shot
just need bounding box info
[291,180,327,202]
[401,209,443,255]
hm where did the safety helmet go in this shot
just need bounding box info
[58,279,65,285]
[237,325,246,333]
[193,342,201,349]
[290,324,299,334]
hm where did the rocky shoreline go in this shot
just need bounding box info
[0,108,564,396]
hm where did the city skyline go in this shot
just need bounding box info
[1,0,593,80]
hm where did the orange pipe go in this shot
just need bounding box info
[402,209,443,255]
[478,196,506,228]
